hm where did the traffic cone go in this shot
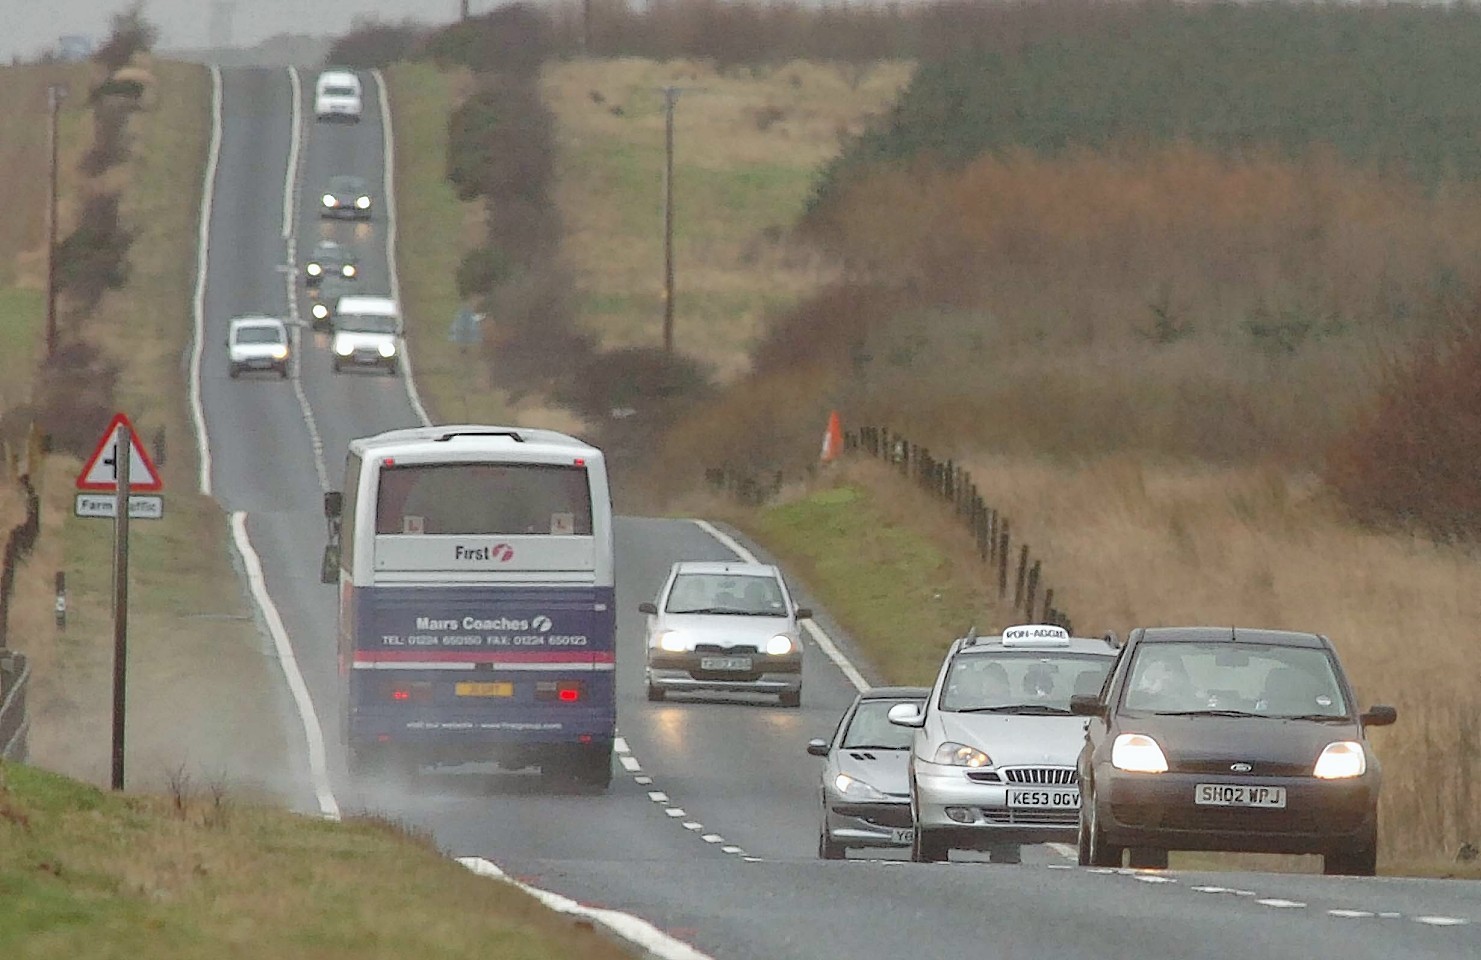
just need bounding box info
[820,410,844,464]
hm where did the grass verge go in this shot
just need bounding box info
[0,762,632,959]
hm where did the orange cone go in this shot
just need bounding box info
[820,410,844,463]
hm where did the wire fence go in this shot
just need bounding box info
[0,651,30,762]
[0,473,42,648]
[0,472,42,764]
[705,425,1075,632]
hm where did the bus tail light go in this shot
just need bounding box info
[384,680,432,703]
[536,680,585,703]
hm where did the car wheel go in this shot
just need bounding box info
[332,358,343,372]
[646,683,665,702]
[912,827,950,863]
[1128,847,1169,870]
[1077,795,1094,866]
[278,365,290,379]
[818,813,846,860]
[1086,791,1124,867]
[1324,825,1378,877]
[988,843,1022,864]
[228,364,240,379]
[778,689,802,708]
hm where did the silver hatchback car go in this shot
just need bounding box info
[641,560,810,706]
[890,625,1118,863]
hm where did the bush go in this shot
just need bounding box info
[455,245,512,298]
[34,340,118,458]
[423,5,553,76]
[54,192,133,309]
[92,2,157,72]
[79,99,133,176]
[324,19,426,69]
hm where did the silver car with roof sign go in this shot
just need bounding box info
[891,624,1118,863]
[641,560,809,706]
[810,686,930,858]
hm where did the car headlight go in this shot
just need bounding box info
[765,635,794,656]
[1313,741,1367,780]
[306,263,322,276]
[333,340,353,356]
[656,631,686,653]
[270,345,289,360]
[1112,733,1169,773]
[355,195,371,209]
[377,341,397,358]
[932,741,991,767]
[342,264,356,278]
[321,194,336,207]
[833,773,888,801]
[311,303,329,319]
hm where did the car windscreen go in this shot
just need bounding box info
[335,313,397,333]
[323,86,358,97]
[842,700,921,750]
[375,462,593,536]
[1121,641,1349,717]
[939,652,1112,714]
[664,573,786,616]
[330,177,364,193]
[232,325,283,344]
[311,245,347,264]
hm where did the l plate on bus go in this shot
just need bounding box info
[456,681,514,698]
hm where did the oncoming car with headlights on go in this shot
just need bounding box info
[331,295,401,374]
[809,686,930,859]
[308,276,355,330]
[640,561,810,707]
[225,315,291,379]
[1071,626,1397,875]
[303,239,357,288]
[320,174,373,220]
[890,625,1118,863]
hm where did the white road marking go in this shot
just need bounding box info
[1379,912,1403,919]
[613,736,631,754]
[619,755,641,772]
[1329,910,1375,919]
[683,822,702,830]
[1134,875,1177,884]
[702,835,723,844]
[1257,899,1307,909]
[721,846,743,855]
[1414,916,1470,926]
[665,808,686,818]
[230,512,338,819]
[281,66,302,239]
[459,857,717,960]
[189,65,223,496]
[634,775,653,785]
[369,68,431,429]
[648,791,669,803]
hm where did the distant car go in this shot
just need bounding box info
[640,560,809,707]
[810,686,930,859]
[307,276,355,330]
[330,295,400,374]
[226,316,290,379]
[1072,626,1397,876]
[890,625,1118,863]
[320,174,373,220]
[303,240,357,287]
[314,69,362,123]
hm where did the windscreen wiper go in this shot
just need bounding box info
[1153,709,1272,718]
[956,705,1074,715]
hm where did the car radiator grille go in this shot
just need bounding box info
[984,808,1079,826]
[1002,767,1078,786]
[692,644,759,654]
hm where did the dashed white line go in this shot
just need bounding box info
[619,755,642,772]
[1329,910,1375,919]
[459,858,717,960]
[634,775,653,785]
[1134,875,1177,884]
[1256,899,1306,909]
[188,65,223,496]
[721,846,743,855]
[701,835,724,844]
[648,791,669,803]
[683,822,702,831]
[1415,916,1470,926]
[665,808,686,818]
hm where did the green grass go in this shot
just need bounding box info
[0,762,632,959]
[0,287,42,410]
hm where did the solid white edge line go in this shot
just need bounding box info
[282,66,301,239]
[370,67,432,429]
[230,511,339,819]
[189,64,223,497]
[458,857,717,960]
[691,518,868,693]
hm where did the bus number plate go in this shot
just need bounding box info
[456,682,514,697]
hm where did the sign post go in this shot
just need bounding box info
[110,422,130,791]
[73,412,163,792]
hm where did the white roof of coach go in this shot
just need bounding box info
[349,425,601,462]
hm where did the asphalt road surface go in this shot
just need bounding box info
[197,66,1479,959]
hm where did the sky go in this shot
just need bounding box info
[2,0,483,62]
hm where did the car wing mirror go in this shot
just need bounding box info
[887,702,925,728]
[1361,704,1397,727]
[1069,694,1106,718]
[638,601,658,615]
[806,738,829,757]
[795,607,813,620]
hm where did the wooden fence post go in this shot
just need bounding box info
[1013,544,1029,610]
[1025,560,1041,617]
[997,522,1010,598]
[1042,588,1055,624]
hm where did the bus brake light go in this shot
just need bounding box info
[392,689,410,701]
[558,688,581,702]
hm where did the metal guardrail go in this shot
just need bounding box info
[0,651,30,762]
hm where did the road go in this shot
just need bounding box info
[196,65,1479,959]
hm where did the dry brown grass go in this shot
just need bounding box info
[545,57,911,380]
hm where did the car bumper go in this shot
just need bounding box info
[825,798,914,847]
[1093,770,1379,854]
[230,357,288,371]
[321,205,370,219]
[316,111,361,123]
[335,351,396,367]
[914,764,1080,844]
[647,652,801,695]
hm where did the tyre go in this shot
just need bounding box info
[912,828,950,863]
[778,688,802,708]
[1085,792,1123,867]
[332,358,343,372]
[1324,825,1378,876]
[819,830,846,860]
[1128,847,1169,870]
[646,683,666,702]
[385,361,398,376]
[278,365,290,379]
[988,843,1022,864]
[1077,799,1093,866]
[228,364,240,379]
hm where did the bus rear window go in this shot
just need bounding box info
[375,463,592,536]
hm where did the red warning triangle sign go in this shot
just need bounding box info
[74,413,164,492]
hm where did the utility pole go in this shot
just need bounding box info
[460,0,471,20]
[110,423,132,791]
[45,83,66,359]
[661,86,680,354]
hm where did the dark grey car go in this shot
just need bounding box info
[809,686,930,859]
[320,174,373,220]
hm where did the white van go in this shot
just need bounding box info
[330,295,401,374]
[314,70,362,123]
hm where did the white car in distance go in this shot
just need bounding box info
[314,69,362,123]
[226,316,291,379]
[330,295,401,374]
